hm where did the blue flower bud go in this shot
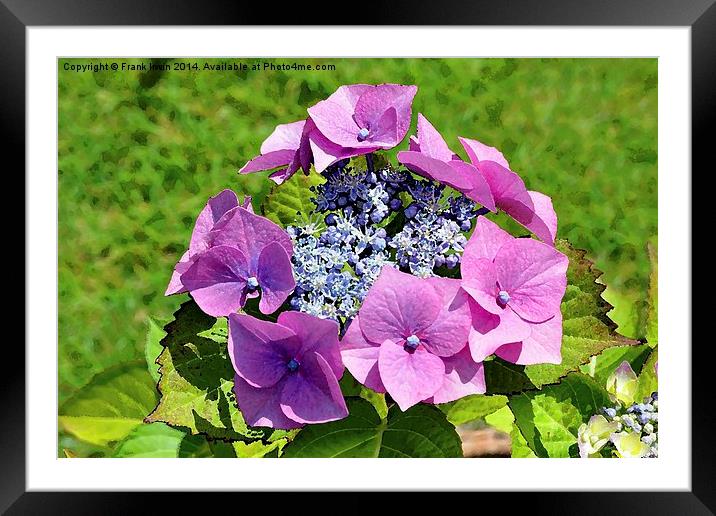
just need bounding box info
[404,204,419,219]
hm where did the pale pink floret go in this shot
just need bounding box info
[461,217,567,365]
[340,267,483,411]
[306,84,418,172]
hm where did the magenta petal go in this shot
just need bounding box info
[227,313,300,388]
[354,84,417,143]
[408,135,420,152]
[256,242,295,315]
[260,120,305,154]
[280,351,348,424]
[307,98,363,148]
[378,340,444,411]
[181,246,250,317]
[427,346,486,404]
[298,119,315,173]
[460,259,501,315]
[479,160,535,216]
[308,129,377,172]
[239,149,295,174]
[211,206,293,271]
[520,191,558,245]
[421,277,472,357]
[494,238,568,323]
[462,217,513,265]
[165,250,192,295]
[278,311,343,379]
[459,136,510,169]
[448,160,496,211]
[367,107,398,146]
[398,150,473,191]
[189,190,239,253]
[340,316,385,393]
[415,113,455,162]
[495,312,563,365]
[233,375,302,430]
[359,266,442,345]
[468,300,532,362]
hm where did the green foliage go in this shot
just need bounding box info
[580,344,652,384]
[441,394,509,426]
[510,424,537,458]
[635,347,658,402]
[282,398,462,458]
[113,422,187,458]
[509,372,611,457]
[646,239,658,347]
[59,361,158,447]
[145,316,167,382]
[261,169,325,226]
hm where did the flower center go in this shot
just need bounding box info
[405,334,420,350]
[247,276,259,292]
[497,290,510,305]
[357,127,370,141]
[286,358,300,372]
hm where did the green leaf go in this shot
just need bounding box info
[113,422,186,458]
[260,169,325,226]
[509,372,611,457]
[484,359,536,395]
[602,285,646,339]
[484,405,515,433]
[59,361,158,447]
[510,423,537,458]
[635,347,658,402]
[282,398,462,458]
[646,239,658,347]
[146,301,275,442]
[580,344,652,385]
[440,394,509,426]
[233,440,285,458]
[145,316,167,383]
[529,394,582,457]
[523,240,638,388]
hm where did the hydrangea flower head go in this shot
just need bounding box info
[229,311,347,429]
[307,84,417,171]
[165,189,240,295]
[398,114,495,210]
[180,205,295,317]
[606,360,638,405]
[459,137,558,245]
[461,217,568,364]
[239,119,311,184]
[578,414,619,458]
[340,267,482,411]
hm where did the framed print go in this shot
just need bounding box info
[6,0,710,513]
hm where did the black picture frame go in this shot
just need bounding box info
[5,0,708,513]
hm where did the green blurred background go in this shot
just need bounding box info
[58,57,657,407]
